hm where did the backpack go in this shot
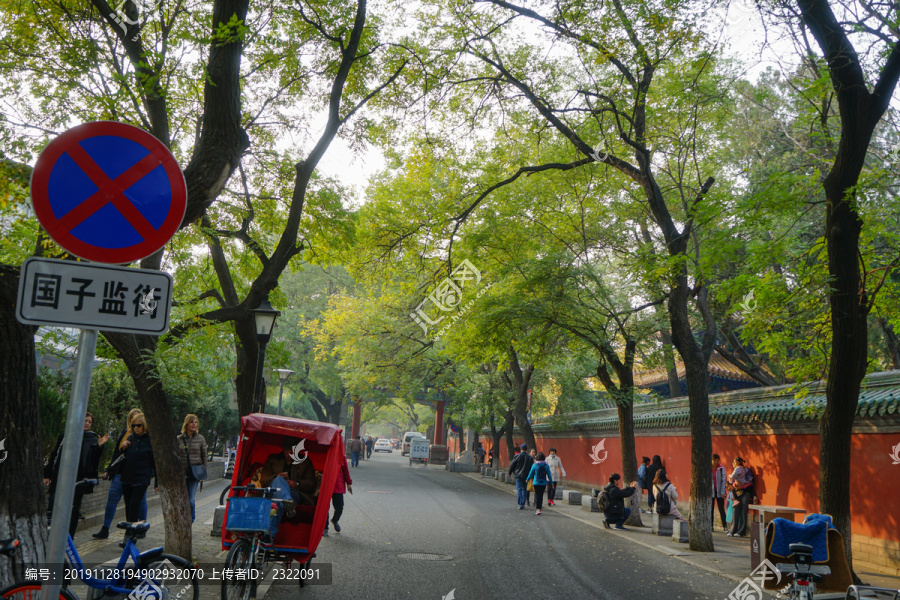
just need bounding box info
[655,483,672,516]
[598,489,612,512]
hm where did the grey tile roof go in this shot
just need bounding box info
[521,370,900,433]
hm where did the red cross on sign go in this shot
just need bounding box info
[30,121,187,264]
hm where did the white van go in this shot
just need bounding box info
[401,432,426,456]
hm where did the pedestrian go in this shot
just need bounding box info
[44,411,109,537]
[601,473,638,530]
[545,448,566,506]
[651,468,682,519]
[93,408,146,539]
[281,437,322,506]
[177,414,208,523]
[727,457,754,537]
[365,436,374,459]
[350,436,362,467]
[488,448,495,469]
[525,452,553,515]
[637,456,650,511]
[475,442,485,465]
[507,443,534,510]
[712,453,728,531]
[324,445,352,537]
[646,455,663,512]
[119,413,156,547]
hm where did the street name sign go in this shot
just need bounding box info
[16,257,173,335]
[30,121,187,264]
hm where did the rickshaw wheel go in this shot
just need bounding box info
[222,538,255,600]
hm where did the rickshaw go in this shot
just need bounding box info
[220,414,343,600]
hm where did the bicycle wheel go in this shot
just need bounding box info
[221,538,255,600]
[0,583,77,600]
[219,485,231,506]
[134,553,200,600]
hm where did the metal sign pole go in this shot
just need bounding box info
[40,329,98,600]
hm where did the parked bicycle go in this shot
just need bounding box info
[0,480,198,600]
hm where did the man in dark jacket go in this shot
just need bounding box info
[507,443,534,510]
[602,473,638,530]
[44,412,108,537]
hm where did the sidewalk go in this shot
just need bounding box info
[462,470,900,597]
[69,478,231,600]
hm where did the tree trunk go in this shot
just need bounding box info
[503,410,515,463]
[0,265,48,587]
[593,341,643,527]
[507,346,536,450]
[659,328,681,397]
[668,284,714,552]
[878,318,900,369]
[819,169,869,578]
[104,332,192,560]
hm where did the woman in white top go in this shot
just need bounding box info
[545,448,566,506]
[652,468,682,519]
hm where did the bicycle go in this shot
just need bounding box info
[221,486,298,600]
[0,480,199,600]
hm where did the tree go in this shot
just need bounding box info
[777,0,900,575]
[406,0,736,551]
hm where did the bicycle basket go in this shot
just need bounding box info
[225,497,272,532]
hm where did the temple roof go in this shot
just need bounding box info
[633,353,773,388]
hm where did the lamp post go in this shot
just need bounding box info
[251,293,280,413]
[274,368,295,416]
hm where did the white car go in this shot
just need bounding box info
[374,439,392,453]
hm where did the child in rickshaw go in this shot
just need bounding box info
[248,452,296,542]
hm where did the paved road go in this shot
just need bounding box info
[264,451,740,600]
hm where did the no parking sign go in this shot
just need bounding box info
[30,121,187,263]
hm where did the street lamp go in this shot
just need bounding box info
[274,368,295,416]
[251,293,280,413]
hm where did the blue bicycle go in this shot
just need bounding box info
[0,480,198,600]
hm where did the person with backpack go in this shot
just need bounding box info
[646,455,663,512]
[712,454,728,531]
[525,452,553,515]
[600,473,638,530]
[637,456,650,511]
[507,443,535,510]
[652,468,682,519]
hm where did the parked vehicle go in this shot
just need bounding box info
[374,439,392,453]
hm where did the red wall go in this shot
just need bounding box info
[462,430,900,543]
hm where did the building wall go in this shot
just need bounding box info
[459,427,900,574]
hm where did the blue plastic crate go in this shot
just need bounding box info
[226,497,272,532]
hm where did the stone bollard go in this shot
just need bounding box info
[562,490,582,505]
[650,512,677,536]
[485,468,494,477]
[672,519,689,543]
[581,496,601,512]
[554,486,564,500]
[211,505,226,537]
